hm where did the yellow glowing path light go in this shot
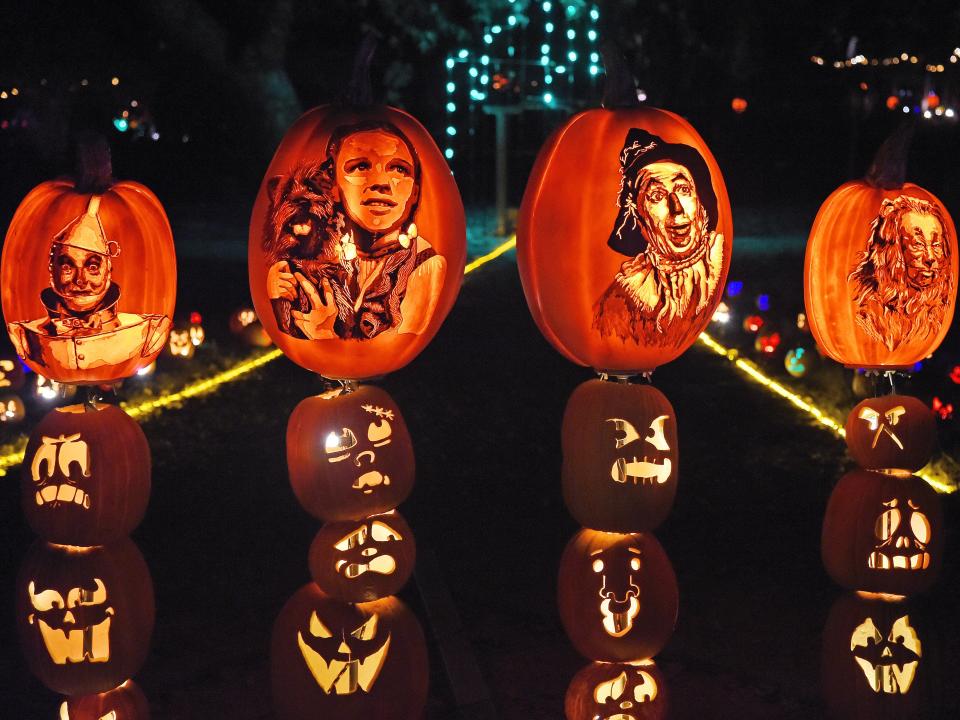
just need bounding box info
[0,236,520,477]
[697,332,957,495]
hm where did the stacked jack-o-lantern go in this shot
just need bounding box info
[518,47,733,719]
[1,138,173,717]
[251,38,466,720]
[805,128,955,717]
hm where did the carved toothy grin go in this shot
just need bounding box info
[33,615,113,664]
[868,552,930,570]
[854,655,919,694]
[35,484,90,509]
[600,597,640,637]
[612,458,672,485]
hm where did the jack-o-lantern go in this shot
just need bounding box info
[270,583,428,720]
[1,140,176,384]
[60,679,150,719]
[20,403,150,546]
[16,538,154,696]
[562,379,678,532]
[248,92,466,380]
[565,660,667,720]
[1,392,26,425]
[822,592,941,719]
[804,132,958,369]
[845,395,936,472]
[517,49,732,373]
[167,328,194,359]
[287,384,414,522]
[558,529,678,662]
[822,470,943,596]
[229,307,258,336]
[1,351,26,389]
[309,510,415,603]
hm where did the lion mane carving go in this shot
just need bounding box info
[848,195,952,351]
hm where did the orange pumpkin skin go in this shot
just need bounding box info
[21,403,150,546]
[565,660,667,720]
[16,538,154,696]
[248,105,466,380]
[822,470,943,596]
[62,679,150,719]
[821,592,941,720]
[563,380,678,532]
[270,584,428,720]
[558,529,678,662]
[1,180,176,384]
[804,181,957,369]
[845,395,936,472]
[287,385,414,522]
[308,510,415,603]
[518,107,732,373]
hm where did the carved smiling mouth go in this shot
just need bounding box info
[868,551,930,570]
[600,597,640,637]
[353,471,390,494]
[667,221,691,238]
[35,484,90,509]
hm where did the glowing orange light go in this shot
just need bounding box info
[743,315,764,333]
[886,95,899,110]
[926,93,940,109]
[731,97,748,113]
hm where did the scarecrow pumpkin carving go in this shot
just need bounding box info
[287,384,413,522]
[563,379,678,532]
[558,529,678,662]
[271,583,427,720]
[565,660,667,720]
[1,139,175,384]
[822,470,943,595]
[309,510,415,602]
[16,538,154,696]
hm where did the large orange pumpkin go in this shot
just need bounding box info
[16,538,154,696]
[21,403,150,546]
[248,103,466,380]
[1,141,175,384]
[804,133,958,369]
[517,53,732,373]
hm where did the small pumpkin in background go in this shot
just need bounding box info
[1,392,27,425]
[565,660,667,720]
[845,395,936,472]
[270,583,428,720]
[1,351,26,390]
[562,379,678,532]
[822,470,943,596]
[229,307,259,336]
[16,538,154,696]
[558,529,678,662]
[804,127,958,369]
[287,384,414,522]
[309,510,415,603]
[1,137,175,384]
[60,679,150,719]
[21,403,150,546]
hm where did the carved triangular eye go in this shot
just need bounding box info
[309,611,333,638]
[351,613,379,640]
[594,670,628,702]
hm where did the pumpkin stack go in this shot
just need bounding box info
[517,46,733,718]
[1,137,171,716]
[804,128,955,715]
[251,37,466,720]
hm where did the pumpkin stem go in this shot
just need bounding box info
[74,133,114,194]
[344,32,378,107]
[864,121,914,189]
[601,42,641,109]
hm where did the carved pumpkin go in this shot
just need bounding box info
[166,328,195,359]
[248,103,466,380]
[287,384,414,522]
[558,529,678,662]
[804,134,957,369]
[1,144,176,384]
[1,392,27,425]
[229,307,258,335]
[20,403,150,546]
[517,52,732,373]
[16,538,154,696]
[822,592,941,719]
[822,470,943,596]
[270,583,428,720]
[0,351,26,390]
[562,379,678,532]
[309,510,415,603]
[845,395,937,472]
[565,660,666,720]
[60,679,150,720]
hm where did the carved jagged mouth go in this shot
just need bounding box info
[35,484,90,509]
[353,471,390,495]
[612,458,672,485]
[854,657,919,694]
[600,597,640,637]
[297,631,391,695]
[34,616,112,664]
[868,552,930,570]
